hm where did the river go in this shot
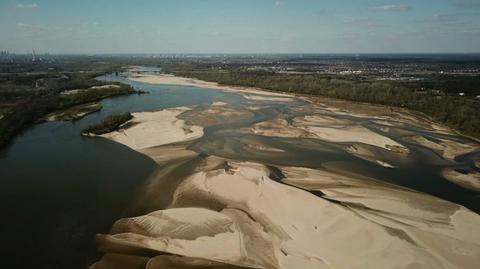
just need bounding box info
[1,67,479,269]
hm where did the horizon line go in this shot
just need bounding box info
[3,52,480,56]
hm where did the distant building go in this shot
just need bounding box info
[0,50,10,57]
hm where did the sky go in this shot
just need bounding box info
[0,0,479,54]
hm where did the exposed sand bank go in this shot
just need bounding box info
[242,117,309,138]
[242,94,295,102]
[241,114,408,168]
[140,143,198,166]
[294,115,408,152]
[346,144,396,168]
[304,96,455,134]
[281,166,480,246]
[409,135,480,161]
[93,156,480,269]
[61,84,121,95]
[129,72,478,162]
[89,73,480,268]
[442,168,480,192]
[177,101,255,127]
[101,73,480,194]
[128,73,293,98]
[45,102,102,121]
[100,107,203,151]
[244,115,408,155]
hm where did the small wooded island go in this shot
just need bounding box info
[81,112,133,135]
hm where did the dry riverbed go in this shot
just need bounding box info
[89,72,480,269]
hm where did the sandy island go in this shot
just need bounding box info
[99,107,203,151]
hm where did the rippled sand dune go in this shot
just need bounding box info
[90,74,480,269]
[92,156,480,269]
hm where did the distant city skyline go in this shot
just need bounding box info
[1,0,480,54]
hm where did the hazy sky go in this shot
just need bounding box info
[1,0,479,54]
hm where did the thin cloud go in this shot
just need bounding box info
[370,5,412,12]
[17,22,46,31]
[453,0,480,8]
[431,13,459,23]
[15,3,39,9]
[342,18,383,28]
[421,12,478,24]
[275,0,284,7]
[16,22,49,37]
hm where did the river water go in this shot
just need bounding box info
[0,71,236,268]
[1,68,479,269]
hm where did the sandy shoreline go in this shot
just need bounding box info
[129,73,294,99]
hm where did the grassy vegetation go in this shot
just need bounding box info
[166,69,480,138]
[81,112,133,135]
